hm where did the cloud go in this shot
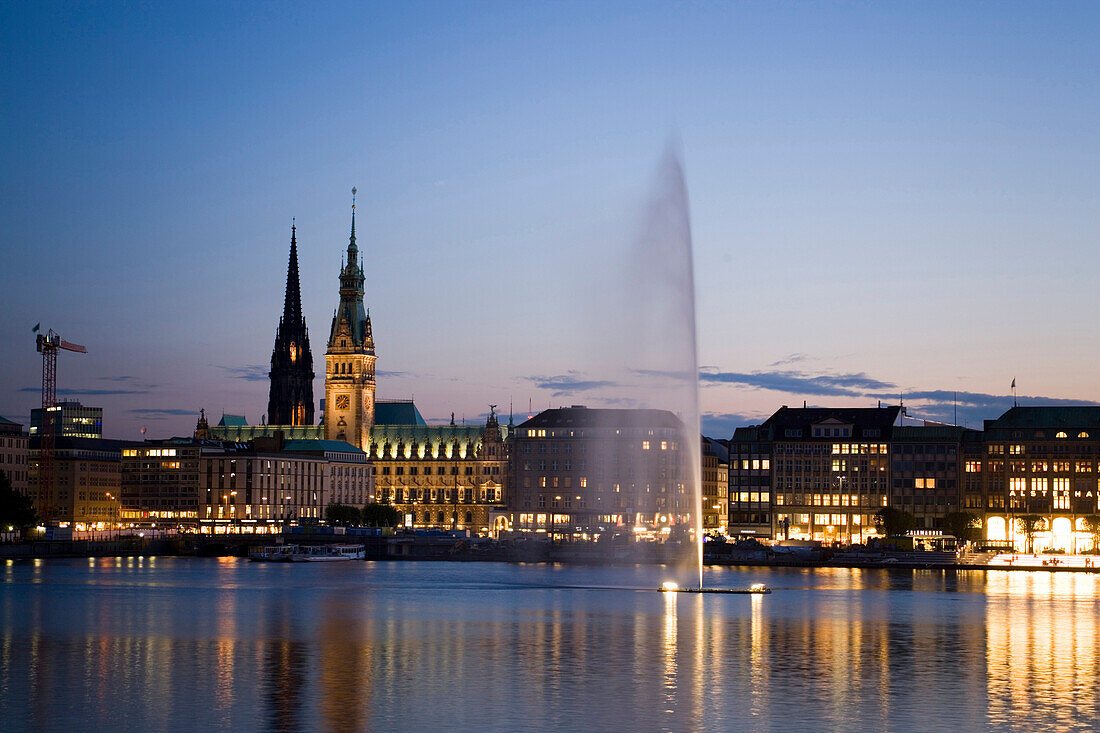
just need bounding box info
[701,412,762,438]
[878,390,1100,429]
[216,364,269,382]
[698,369,895,396]
[97,375,137,382]
[377,370,409,378]
[768,353,811,367]
[128,408,197,418]
[17,387,150,396]
[528,373,618,396]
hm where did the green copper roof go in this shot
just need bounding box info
[209,424,324,441]
[282,439,364,454]
[375,401,427,426]
[217,414,249,427]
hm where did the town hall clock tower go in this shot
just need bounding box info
[324,189,376,448]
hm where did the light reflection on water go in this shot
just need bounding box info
[1,560,1099,731]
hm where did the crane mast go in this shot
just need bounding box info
[35,329,87,523]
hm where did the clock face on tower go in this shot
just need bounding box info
[335,394,350,410]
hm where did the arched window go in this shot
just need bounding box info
[464,511,472,523]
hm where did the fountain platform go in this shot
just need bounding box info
[659,583,770,594]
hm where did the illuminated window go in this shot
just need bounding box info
[642,441,650,450]
[1056,431,1068,439]
[1079,432,1090,438]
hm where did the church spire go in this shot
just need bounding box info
[268,219,315,427]
[282,219,303,325]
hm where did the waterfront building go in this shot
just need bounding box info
[889,425,977,527]
[267,223,315,427]
[732,407,900,543]
[727,425,773,538]
[509,406,695,539]
[0,416,29,495]
[977,406,1100,553]
[701,437,729,534]
[120,440,203,525]
[122,434,369,531]
[27,437,137,526]
[30,400,102,439]
[369,403,509,535]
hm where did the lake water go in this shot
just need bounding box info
[1,558,1098,731]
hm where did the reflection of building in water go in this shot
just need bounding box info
[319,610,372,729]
[984,571,1100,728]
[510,407,695,539]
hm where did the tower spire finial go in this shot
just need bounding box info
[348,186,357,253]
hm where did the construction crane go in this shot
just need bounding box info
[34,328,87,523]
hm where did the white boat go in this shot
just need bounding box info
[249,545,299,562]
[289,544,365,562]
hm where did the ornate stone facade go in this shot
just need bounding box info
[324,194,377,449]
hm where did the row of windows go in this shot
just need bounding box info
[378,465,500,476]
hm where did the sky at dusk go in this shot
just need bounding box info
[2,1,1100,440]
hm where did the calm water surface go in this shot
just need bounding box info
[2,558,1099,732]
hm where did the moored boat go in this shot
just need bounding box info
[289,544,365,561]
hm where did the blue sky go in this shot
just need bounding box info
[2,1,1099,439]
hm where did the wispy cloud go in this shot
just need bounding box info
[528,372,619,396]
[216,364,269,382]
[17,387,150,396]
[377,370,409,378]
[768,353,811,367]
[702,411,763,437]
[698,369,895,396]
[97,375,137,382]
[128,408,197,418]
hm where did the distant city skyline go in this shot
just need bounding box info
[3,2,1100,439]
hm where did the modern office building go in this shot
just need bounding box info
[30,401,103,439]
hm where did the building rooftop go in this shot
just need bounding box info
[984,405,1100,430]
[375,400,427,426]
[282,439,365,454]
[517,406,685,430]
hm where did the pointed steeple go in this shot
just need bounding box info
[347,186,358,266]
[282,219,303,325]
[331,186,370,349]
[268,219,315,427]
